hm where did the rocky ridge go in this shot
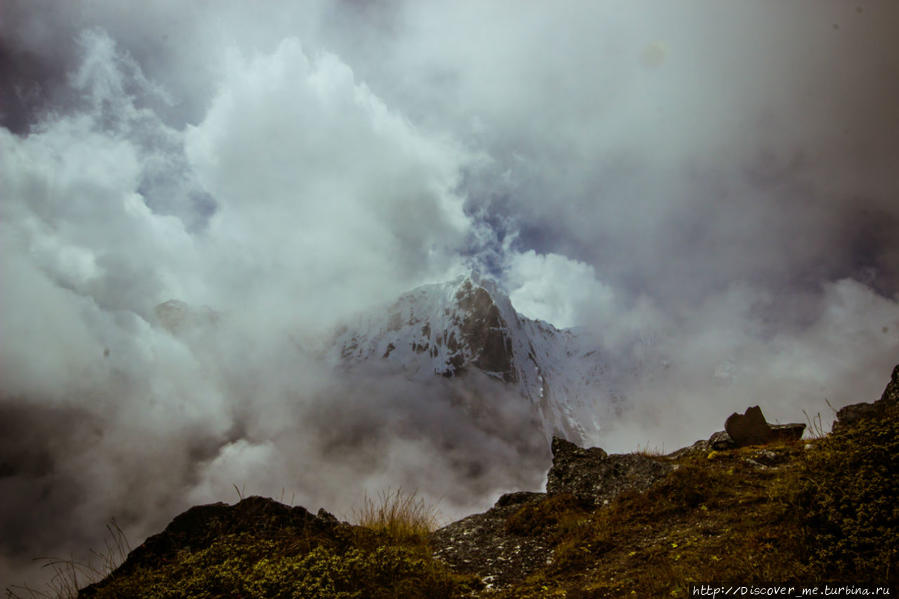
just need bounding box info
[80,498,346,596]
[832,363,899,432]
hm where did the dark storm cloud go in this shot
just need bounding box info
[2,0,898,591]
[0,38,63,133]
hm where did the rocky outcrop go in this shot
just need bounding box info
[669,411,807,459]
[884,364,899,404]
[430,436,675,589]
[833,364,899,433]
[79,497,344,597]
[430,492,551,590]
[725,406,805,447]
[546,437,673,507]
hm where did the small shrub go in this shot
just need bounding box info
[88,533,477,599]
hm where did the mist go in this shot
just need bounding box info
[2,0,898,589]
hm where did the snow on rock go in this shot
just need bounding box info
[327,274,611,444]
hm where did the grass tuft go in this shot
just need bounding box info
[802,408,827,439]
[634,442,666,457]
[6,521,130,599]
[355,488,439,545]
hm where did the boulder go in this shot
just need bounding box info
[725,406,773,446]
[546,436,672,507]
[724,406,806,446]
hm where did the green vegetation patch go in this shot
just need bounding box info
[86,531,478,599]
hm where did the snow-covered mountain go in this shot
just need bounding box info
[327,274,611,443]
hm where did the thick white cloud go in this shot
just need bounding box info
[183,37,473,327]
[0,27,514,589]
[505,250,615,329]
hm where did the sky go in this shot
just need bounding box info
[1,0,898,590]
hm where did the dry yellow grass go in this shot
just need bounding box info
[7,521,130,599]
[355,488,440,544]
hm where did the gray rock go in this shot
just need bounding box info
[709,430,736,450]
[546,436,672,507]
[316,507,339,524]
[833,402,879,433]
[770,423,806,442]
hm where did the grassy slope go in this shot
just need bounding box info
[491,402,898,598]
[81,402,897,598]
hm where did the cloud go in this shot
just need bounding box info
[505,250,616,330]
[2,0,899,591]
[0,26,518,588]
[183,36,473,325]
[595,278,899,452]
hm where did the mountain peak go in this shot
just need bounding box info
[425,272,508,307]
[329,276,608,444]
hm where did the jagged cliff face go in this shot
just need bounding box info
[328,275,609,443]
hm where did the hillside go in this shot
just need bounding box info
[72,364,898,598]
